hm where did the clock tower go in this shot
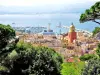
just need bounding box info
[68,23,77,43]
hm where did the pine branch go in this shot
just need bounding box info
[93,20,100,25]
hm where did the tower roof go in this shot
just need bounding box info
[69,23,75,32]
[70,23,75,28]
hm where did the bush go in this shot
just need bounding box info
[92,27,100,36]
[79,54,96,61]
[0,66,9,75]
[0,24,15,49]
[96,43,100,57]
[0,24,16,58]
[2,41,63,75]
[82,58,100,75]
[61,61,85,75]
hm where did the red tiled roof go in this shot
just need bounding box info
[67,58,74,62]
[67,58,80,62]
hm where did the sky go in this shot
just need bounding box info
[0,0,100,14]
[0,0,100,32]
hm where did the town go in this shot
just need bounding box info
[15,23,100,62]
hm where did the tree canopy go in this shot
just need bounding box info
[0,24,16,57]
[92,27,100,36]
[1,41,63,75]
[80,2,100,25]
[82,43,100,75]
[0,24,15,49]
[96,43,100,57]
[82,58,100,75]
[79,54,96,61]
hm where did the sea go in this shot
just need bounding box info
[0,13,99,34]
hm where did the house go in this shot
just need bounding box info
[67,57,74,62]
[65,49,75,57]
[66,57,80,62]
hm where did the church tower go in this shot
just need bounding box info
[68,23,77,43]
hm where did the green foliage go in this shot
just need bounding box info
[80,1,100,24]
[79,54,96,61]
[82,58,100,75]
[30,46,63,75]
[0,66,8,71]
[61,61,85,75]
[0,24,15,57]
[82,44,100,75]
[1,41,63,75]
[0,24,15,49]
[96,43,100,57]
[8,50,18,60]
[92,27,100,36]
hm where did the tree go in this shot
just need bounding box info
[1,41,63,75]
[82,58,100,75]
[0,24,15,50]
[0,24,16,58]
[81,43,100,75]
[0,24,18,75]
[96,43,100,57]
[92,27,100,36]
[79,54,96,61]
[80,2,100,25]
[30,46,63,75]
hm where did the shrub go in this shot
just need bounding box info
[82,58,100,75]
[2,41,63,75]
[61,61,85,75]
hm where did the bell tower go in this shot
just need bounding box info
[68,23,77,43]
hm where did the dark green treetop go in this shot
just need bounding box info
[0,24,15,56]
[82,57,100,75]
[2,41,63,75]
[0,24,15,49]
[80,2,100,25]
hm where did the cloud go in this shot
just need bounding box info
[0,0,99,15]
[0,0,98,6]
